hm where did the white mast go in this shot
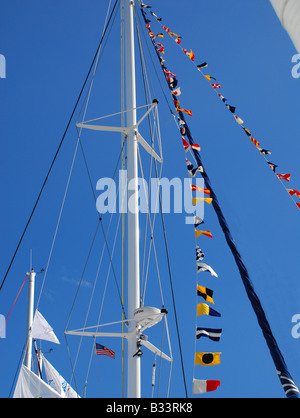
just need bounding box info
[70,0,169,399]
[124,0,141,398]
[24,268,36,369]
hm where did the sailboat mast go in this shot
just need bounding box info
[24,268,36,369]
[124,0,141,398]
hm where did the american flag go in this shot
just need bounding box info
[95,343,115,359]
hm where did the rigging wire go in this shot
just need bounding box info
[0,0,121,294]
[77,133,128,319]
[83,209,123,395]
[64,138,127,395]
[135,3,188,398]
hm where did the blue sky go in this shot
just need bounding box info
[1,0,300,399]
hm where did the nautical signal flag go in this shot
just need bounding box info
[243,127,251,136]
[164,68,177,78]
[178,107,193,117]
[168,32,181,38]
[189,165,204,177]
[227,105,236,114]
[267,161,278,173]
[195,230,213,239]
[192,197,213,206]
[192,379,220,394]
[197,262,218,277]
[196,246,205,261]
[197,303,221,317]
[95,343,115,359]
[250,137,260,149]
[259,148,271,155]
[182,138,190,152]
[234,115,244,125]
[196,327,222,342]
[182,138,201,153]
[172,87,181,96]
[287,189,300,197]
[197,62,208,70]
[186,158,193,171]
[191,143,201,152]
[276,173,291,182]
[183,49,195,61]
[197,285,214,304]
[194,215,204,227]
[191,185,210,195]
[204,75,216,81]
[195,352,221,366]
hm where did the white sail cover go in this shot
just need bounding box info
[43,356,79,398]
[31,310,60,344]
[13,364,63,398]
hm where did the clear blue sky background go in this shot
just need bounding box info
[1,0,300,399]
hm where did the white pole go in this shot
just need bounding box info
[124,0,141,398]
[24,268,36,369]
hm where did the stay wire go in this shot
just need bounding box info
[0,0,120,294]
[135,4,188,398]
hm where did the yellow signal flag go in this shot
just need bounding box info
[197,303,221,317]
[197,285,214,304]
[192,197,213,206]
[204,75,216,81]
[250,137,260,149]
[197,303,210,316]
[195,230,213,239]
[195,352,221,366]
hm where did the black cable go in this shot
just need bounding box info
[0,0,120,293]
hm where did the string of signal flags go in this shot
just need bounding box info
[139,0,300,399]
[139,1,222,397]
[139,1,300,214]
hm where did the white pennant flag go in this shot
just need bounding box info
[197,262,218,278]
[31,310,60,344]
